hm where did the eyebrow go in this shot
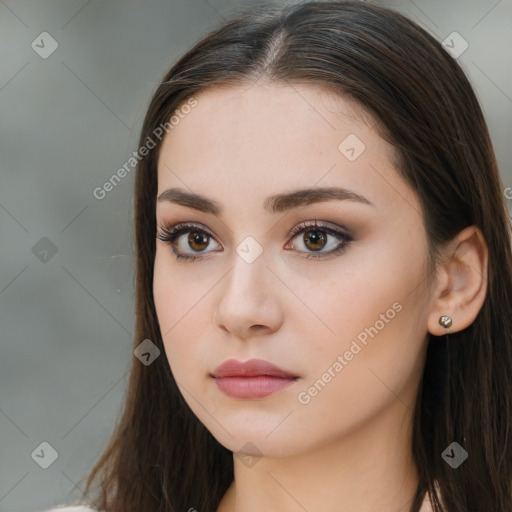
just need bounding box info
[156,186,373,215]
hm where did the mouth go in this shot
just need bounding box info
[212,375,299,399]
[211,358,300,399]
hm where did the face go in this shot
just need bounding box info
[153,82,433,458]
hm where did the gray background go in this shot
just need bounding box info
[1,1,511,511]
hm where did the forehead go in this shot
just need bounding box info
[156,82,411,217]
[159,83,385,162]
[167,82,371,144]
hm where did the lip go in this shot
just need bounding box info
[211,358,299,399]
[212,358,298,378]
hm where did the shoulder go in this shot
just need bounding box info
[419,496,434,512]
[40,506,98,512]
[419,480,444,512]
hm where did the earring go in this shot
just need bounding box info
[439,315,452,329]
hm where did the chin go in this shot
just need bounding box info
[210,426,307,459]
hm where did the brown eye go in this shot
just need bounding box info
[287,220,353,260]
[157,223,222,262]
[302,230,328,252]
[187,232,210,252]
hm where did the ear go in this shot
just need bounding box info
[427,226,488,336]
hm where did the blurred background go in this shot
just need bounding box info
[1,0,511,510]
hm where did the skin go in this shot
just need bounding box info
[153,82,488,512]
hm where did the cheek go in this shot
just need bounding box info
[153,250,206,327]
[294,245,422,341]
[153,255,210,378]
[290,293,426,443]
[293,238,429,387]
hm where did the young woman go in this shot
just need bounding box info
[43,1,512,511]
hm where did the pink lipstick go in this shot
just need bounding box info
[211,358,299,399]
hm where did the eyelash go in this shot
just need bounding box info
[156,220,353,262]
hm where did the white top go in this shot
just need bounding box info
[41,491,437,512]
[41,507,97,512]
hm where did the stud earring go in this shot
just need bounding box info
[439,315,452,329]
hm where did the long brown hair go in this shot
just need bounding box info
[78,2,512,511]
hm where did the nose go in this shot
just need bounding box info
[212,251,284,341]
